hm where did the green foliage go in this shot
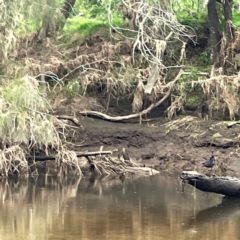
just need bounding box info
[0,76,60,147]
[186,95,199,104]
[177,11,207,29]
[77,0,121,20]
[63,79,82,101]
[61,15,126,46]
[179,67,199,83]
[173,0,205,13]
[199,49,211,65]
[65,17,108,36]
[177,67,205,103]
[17,19,41,35]
[0,0,19,61]
[77,0,108,19]
[64,16,125,36]
[4,78,48,112]
[15,1,63,36]
[176,2,240,30]
[233,12,240,27]
[84,2,108,19]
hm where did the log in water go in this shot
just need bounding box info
[181,171,240,198]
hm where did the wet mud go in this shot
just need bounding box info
[66,114,240,178]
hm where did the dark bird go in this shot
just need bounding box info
[202,151,216,169]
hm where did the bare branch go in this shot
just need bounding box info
[109,0,195,67]
[80,70,184,121]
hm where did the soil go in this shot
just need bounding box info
[22,29,240,178]
[54,99,240,178]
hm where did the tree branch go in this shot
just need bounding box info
[29,149,118,161]
[79,70,184,122]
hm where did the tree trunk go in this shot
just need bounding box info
[223,0,235,45]
[207,0,222,65]
[62,0,77,19]
[28,150,117,161]
[37,0,56,40]
[221,0,235,68]
[181,171,240,198]
[56,0,76,31]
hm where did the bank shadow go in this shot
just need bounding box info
[185,197,240,230]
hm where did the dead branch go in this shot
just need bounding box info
[30,147,159,176]
[111,0,195,66]
[56,115,83,127]
[144,62,159,94]
[118,147,130,160]
[80,70,184,121]
[192,73,240,120]
[227,120,240,128]
[28,149,118,162]
[125,166,159,175]
[178,42,187,64]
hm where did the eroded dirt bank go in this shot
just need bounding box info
[65,114,240,178]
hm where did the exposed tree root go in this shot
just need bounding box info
[80,70,184,122]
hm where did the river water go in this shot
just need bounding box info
[0,173,239,240]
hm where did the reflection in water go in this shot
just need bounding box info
[0,174,239,240]
[186,197,240,239]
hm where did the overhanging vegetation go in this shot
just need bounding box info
[1,0,240,177]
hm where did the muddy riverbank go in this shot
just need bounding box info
[61,111,240,178]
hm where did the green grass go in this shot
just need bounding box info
[64,16,126,37]
[63,79,82,101]
[200,49,211,65]
[233,12,240,27]
[17,19,41,35]
[177,11,207,29]
[186,95,200,104]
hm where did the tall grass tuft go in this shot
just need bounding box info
[0,75,63,177]
[0,75,61,150]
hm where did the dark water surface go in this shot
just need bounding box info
[0,174,240,240]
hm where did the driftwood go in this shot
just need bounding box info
[79,91,170,121]
[125,167,159,175]
[28,149,118,161]
[227,120,240,128]
[56,115,83,127]
[181,171,240,198]
[31,147,160,177]
[118,148,130,160]
[80,70,184,122]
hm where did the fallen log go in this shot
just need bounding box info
[181,171,240,198]
[79,70,184,122]
[28,149,118,161]
[125,167,159,176]
[30,147,159,177]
